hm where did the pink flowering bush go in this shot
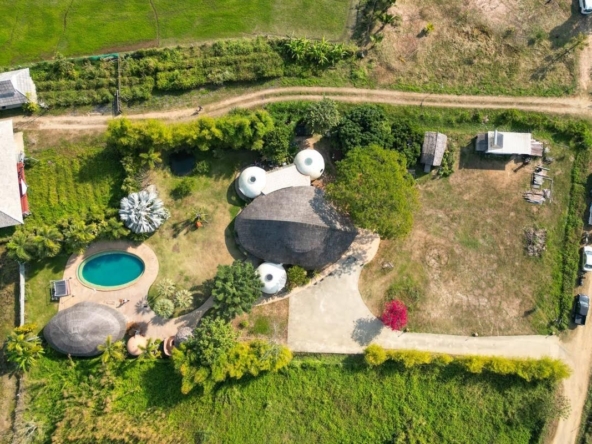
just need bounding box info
[381,300,408,330]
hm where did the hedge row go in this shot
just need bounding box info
[364,344,571,382]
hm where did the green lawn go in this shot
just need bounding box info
[0,0,353,65]
[25,353,560,443]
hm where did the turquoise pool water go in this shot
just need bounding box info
[78,252,145,289]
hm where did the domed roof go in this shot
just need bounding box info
[127,335,147,356]
[237,167,267,199]
[235,187,357,270]
[174,327,194,345]
[44,302,127,357]
[257,263,287,294]
[294,149,325,180]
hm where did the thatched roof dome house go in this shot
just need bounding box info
[127,335,147,357]
[237,166,267,199]
[44,302,127,357]
[257,263,287,294]
[294,149,325,180]
[235,187,357,270]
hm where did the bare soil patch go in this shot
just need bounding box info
[360,132,574,335]
[370,0,580,95]
[233,299,289,344]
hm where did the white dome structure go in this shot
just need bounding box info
[294,149,325,180]
[238,167,267,199]
[257,263,287,295]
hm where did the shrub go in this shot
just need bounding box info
[262,124,292,164]
[212,261,263,319]
[287,265,309,289]
[22,100,40,115]
[191,318,238,366]
[334,105,392,153]
[153,298,175,319]
[381,300,408,331]
[156,279,176,299]
[438,149,455,177]
[364,344,387,366]
[172,178,194,199]
[194,160,211,175]
[174,289,193,309]
[4,323,43,372]
[390,120,423,166]
[304,98,341,135]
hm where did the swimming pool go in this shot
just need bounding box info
[78,251,145,290]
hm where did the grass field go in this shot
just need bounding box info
[24,352,560,443]
[0,0,353,65]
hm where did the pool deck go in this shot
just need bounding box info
[61,241,207,339]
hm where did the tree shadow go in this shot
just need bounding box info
[351,317,383,346]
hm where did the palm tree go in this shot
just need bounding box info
[139,149,162,169]
[5,329,44,372]
[6,230,33,262]
[138,338,162,362]
[31,226,63,258]
[100,218,129,240]
[97,335,126,364]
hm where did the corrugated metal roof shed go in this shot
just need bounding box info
[0,68,36,109]
[421,132,447,171]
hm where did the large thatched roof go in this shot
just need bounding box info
[44,302,127,357]
[235,186,357,269]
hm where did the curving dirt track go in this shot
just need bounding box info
[7,86,592,131]
[4,85,592,444]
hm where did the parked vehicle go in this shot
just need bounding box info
[583,246,592,272]
[574,294,590,325]
[581,0,592,14]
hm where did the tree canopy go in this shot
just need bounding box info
[327,145,417,239]
[212,261,263,319]
[334,105,392,153]
[304,98,341,135]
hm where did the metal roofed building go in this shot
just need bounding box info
[0,68,37,109]
[0,120,27,228]
[421,132,447,172]
[476,130,543,157]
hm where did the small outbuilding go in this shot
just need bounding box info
[294,149,325,180]
[421,132,447,173]
[44,302,127,357]
[0,120,29,228]
[257,262,287,294]
[0,68,36,110]
[237,166,267,199]
[476,130,543,157]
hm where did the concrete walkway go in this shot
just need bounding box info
[288,261,568,361]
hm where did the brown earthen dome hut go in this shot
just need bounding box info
[44,302,127,357]
[235,186,357,270]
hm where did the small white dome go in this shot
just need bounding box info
[238,167,267,199]
[257,263,287,294]
[294,149,325,180]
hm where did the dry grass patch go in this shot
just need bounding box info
[233,299,289,344]
[145,151,256,295]
[360,132,573,335]
[370,0,581,95]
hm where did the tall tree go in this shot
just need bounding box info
[327,145,417,239]
[211,261,263,319]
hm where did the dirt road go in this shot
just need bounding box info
[7,87,592,132]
